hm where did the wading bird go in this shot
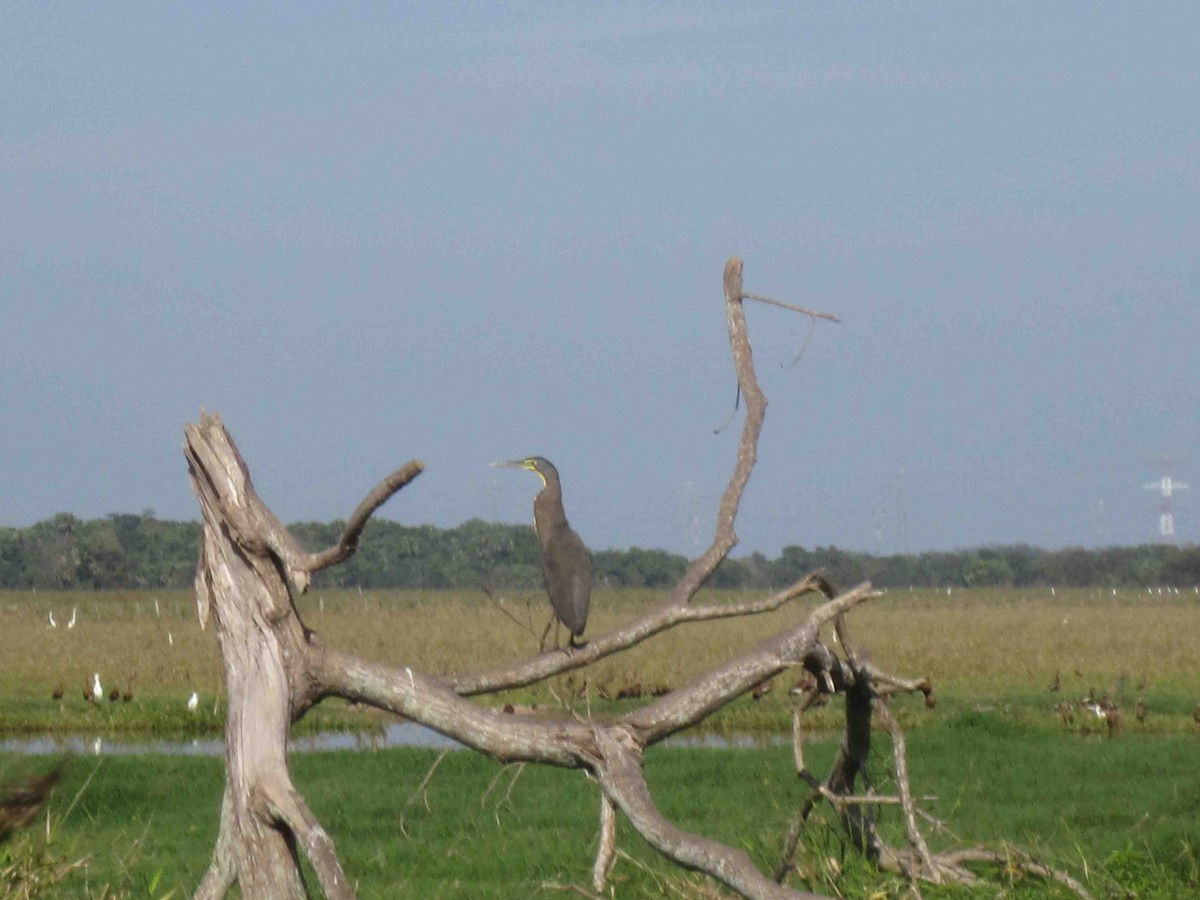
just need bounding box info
[187,692,200,712]
[51,683,64,701]
[67,608,77,629]
[91,673,103,704]
[1058,700,1074,726]
[47,611,57,629]
[493,457,592,648]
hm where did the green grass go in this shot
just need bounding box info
[3,587,1199,896]
[4,710,1199,898]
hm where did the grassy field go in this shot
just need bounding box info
[2,714,1198,898]
[1,586,1198,735]
[2,587,1199,897]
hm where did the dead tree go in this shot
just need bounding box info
[184,258,1083,899]
[185,258,863,899]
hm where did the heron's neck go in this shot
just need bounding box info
[533,482,566,542]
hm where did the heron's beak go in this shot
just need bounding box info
[491,460,529,470]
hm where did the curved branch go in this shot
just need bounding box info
[263,778,354,900]
[451,573,834,696]
[593,729,826,900]
[875,703,937,882]
[934,848,1092,900]
[316,583,875,756]
[592,795,617,893]
[304,461,426,573]
[623,583,875,744]
[667,258,763,603]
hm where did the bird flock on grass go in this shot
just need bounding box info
[1045,668,1200,738]
[52,672,204,713]
[40,600,204,718]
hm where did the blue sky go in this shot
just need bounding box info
[2,4,1197,555]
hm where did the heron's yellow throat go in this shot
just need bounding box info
[522,460,547,487]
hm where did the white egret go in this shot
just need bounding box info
[187,692,199,712]
[48,611,57,628]
[67,607,78,629]
[92,673,103,703]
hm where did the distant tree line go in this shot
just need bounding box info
[2,512,1199,592]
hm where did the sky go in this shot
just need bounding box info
[2,4,1198,557]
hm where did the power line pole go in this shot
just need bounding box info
[1144,456,1188,543]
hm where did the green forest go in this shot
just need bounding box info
[3,511,1199,592]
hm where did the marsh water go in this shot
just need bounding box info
[1,722,461,756]
[1,723,794,756]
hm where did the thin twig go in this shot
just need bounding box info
[398,749,450,838]
[741,292,840,322]
[783,315,818,369]
[713,384,742,434]
[480,585,543,643]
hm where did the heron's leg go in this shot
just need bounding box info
[539,618,554,652]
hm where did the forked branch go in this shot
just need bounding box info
[306,461,426,573]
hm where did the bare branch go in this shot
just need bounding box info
[316,584,873,757]
[623,583,875,744]
[741,291,841,323]
[262,779,354,900]
[451,572,839,696]
[399,749,451,838]
[934,848,1093,900]
[304,461,426,573]
[479,585,544,644]
[684,573,836,619]
[594,728,828,900]
[593,795,617,893]
[875,703,938,884]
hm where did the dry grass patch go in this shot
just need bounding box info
[2,587,1198,733]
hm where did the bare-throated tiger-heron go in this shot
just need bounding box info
[494,456,591,647]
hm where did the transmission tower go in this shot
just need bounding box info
[1144,456,1188,542]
